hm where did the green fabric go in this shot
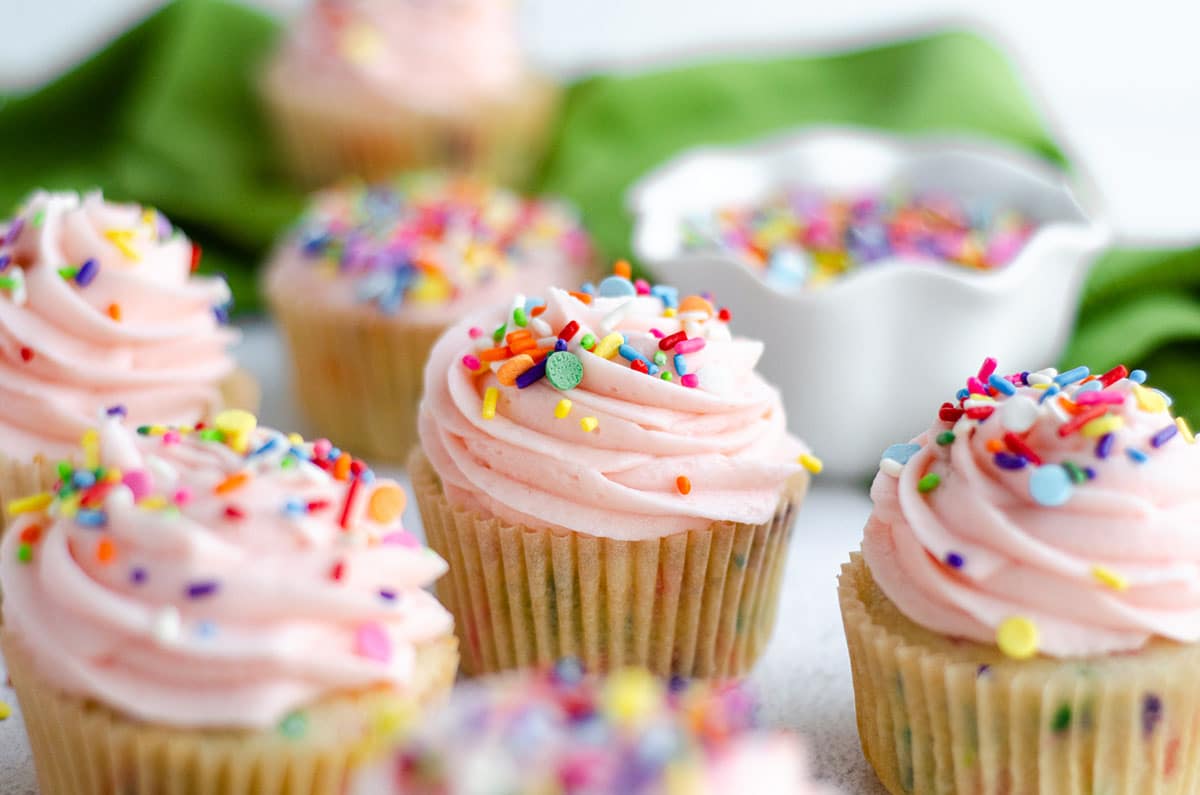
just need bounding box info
[0,1,1197,417]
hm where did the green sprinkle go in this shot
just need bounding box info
[580,333,596,351]
[936,431,956,446]
[492,324,507,344]
[1051,704,1072,733]
[280,456,296,469]
[653,351,667,366]
[660,371,673,381]
[32,210,44,227]
[136,425,151,435]
[1063,461,1087,484]
[56,461,73,481]
[57,267,78,280]
[279,711,307,739]
[512,307,528,328]
[917,473,941,493]
[0,276,18,290]
[198,429,224,442]
[16,543,32,564]
[545,351,584,390]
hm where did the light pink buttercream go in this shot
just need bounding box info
[864,368,1200,658]
[0,418,453,728]
[419,287,806,541]
[0,191,237,460]
[271,0,524,115]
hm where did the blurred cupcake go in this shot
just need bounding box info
[840,359,1200,794]
[350,664,839,794]
[264,174,592,461]
[1,411,457,795]
[260,0,557,186]
[0,190,256,532]
[413,266,815,677]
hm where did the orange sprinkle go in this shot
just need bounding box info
[1057,396,1084,415]
[506,329,534,343]
[568,291,594,305]
[531,347,555,361]
[531,305,548,317]
[614,259,632,279]
[479,346,511,362]
[18,524,41,544]
[333,453,352,481]
[214,471,250,495]
[96,538,116,564]
[676,476,692,495]
[509,337,538,354]
[367,484,407,523]
[106,303,122,321]
[678,295,715,317]
[985,439,1005,453]
[497,354,535,386]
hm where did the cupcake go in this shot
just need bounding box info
[413,266,816,677]
[840,359,1200,794]
[350,664,839,794]
[0,190,256,532]
[260,0,557,187]
[1,411,458,794]
[264,174,592,461]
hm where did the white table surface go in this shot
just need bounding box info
[0,321,883,794]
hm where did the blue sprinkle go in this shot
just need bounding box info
[1129,369,1148,384]
[554,339,568,352]
[328,447,341,460]
[283,498,306,516]
[105,405,127,417]
[580,282,596,295]
[1096,432,1115,459]
[674,353,687,376]
[212,304,230,324]
[0,254,9,271]
[598,276,635,298]
[515,360,548,389]
[1084,466,1097,480]
[1020,371,1030,386]
[523,296,545,312]
[650,284,679,308]
[882,443,923,465]
[1075,380,1102,394]
[75,509,107,527]
[618,344,650,366]
[72,470,97,489]
[945,552,965,569]
[994,452,1027,470]
[988,374,1016,396]
[1127,448,1148,463]
[956,388,970,401]
[250,437,280,458]
[74,257,99,287]
[647,363,659,376]
[1029,465,1073,506]
[1054,366,1090,386]
[1151,425,1179,448]
[1039,384,1061,404]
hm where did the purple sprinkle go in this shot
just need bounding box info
[945,552,965,569]
[993,452,1028,470]
[1096,432,1115,459]
[1151,424,1178,448]
[130,567,147,585]
[378,589,397,602]
[5,218,24,246]
[0,254,9,271]
[1084,466,1097,480]
[213,305,230,324]
[105,404,127,417]
[186,581,219,599]
[1142,694,1163,737]
[977,664,991,677]
[515,359,548,389]
[1020,371,1030,386]
[555,338,568,352]
[74,258,99,287]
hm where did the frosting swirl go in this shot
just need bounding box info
[0,191,238,460]
[0,413,453,728]
[419,277,808,541]
[863,361,1200,658]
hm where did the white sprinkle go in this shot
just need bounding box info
[880,458,904,477]
[1001,395,1039,433]
[103,484,136,512]
[530,317,552,337]
[600,300,633,331]
[152,606,181,645]
[1026,372,1053,386]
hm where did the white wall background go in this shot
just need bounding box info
[2,0,1198,245]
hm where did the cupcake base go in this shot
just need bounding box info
[839,552,1200,795]
[1,630,458,795]
[409,448,806,679]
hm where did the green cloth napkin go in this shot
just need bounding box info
[1,0,1198,419]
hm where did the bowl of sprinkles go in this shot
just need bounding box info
[630,126,1110,478]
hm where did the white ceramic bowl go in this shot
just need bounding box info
[629,126,1111,479]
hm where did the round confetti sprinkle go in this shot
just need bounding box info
[367,483,407,523]
[545,350,584,390]
[1029,465,1073,506]
[882,443,921,465]
[996,616,1039,659]
[596,275,637,297]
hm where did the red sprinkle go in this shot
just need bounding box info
[1057,405,1106,437]
[557,320,580,342]
[330,560,345,581]
[338,474,362,530]
[1003,432,1043,466]
[1099,365,1129,387]
[717,307,732,322]
[939,403,964,423]
[965,406,994,420]
[224,505,245,520]
[190,243,202,272]
[631,359,650,374]
[307,499,330,512]
[659,331,687,351]
[18,346,33,362]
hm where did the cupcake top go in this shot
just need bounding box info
[350,664,837,795]
[863,359,1200,659]
[0,190,237,460]
[268,0,525,114]
[265,175,593,326]
[0,412,453,728]
[419,266,813,541]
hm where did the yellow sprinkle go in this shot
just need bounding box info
[554,399,572,419]
[996,616,1039,660]
[1177,416,1195,444]
[81,428,100,470]
[798,453,824,474]
[146,424,167,437]
[103,229,140,260]
[968,394,995,403]
[214,409,257,453]
[592,332,625,360]
[662,308,677,318]
[1091,565,1128,591]
[1133,383,1167,413]
[481,387,499,420]
[141,209,156,226]
[57,493,80,519]
[1031,383,1049,390]
[580,416,599,433]
[0,701,10,720]
[287,432,304,446]
[139,496,168,511]
[1081,415,1125,439]
[603,668,662,727]
[6,492,52,516]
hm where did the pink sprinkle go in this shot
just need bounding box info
[121,470,152,501]
[382,531,420,548]
[468,326,483,339]
[966,376,987,395]
[649,328,664,339]
[634,279,651,295]
[313,438,332,458]
[977,357,998,381]
[161,430,182,446]
[1075,389,1126,406]
[462,354,481,371]
[674,337,706,355]
[173,487,193,506]
[681,373,700,388]
[354,622,392,663]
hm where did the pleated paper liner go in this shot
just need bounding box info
[1,631,458,795]
[269,299,446,464]
[260,67,558,188]
[410,448,807,679]
[839,552,1200,795]
[0,368,258,536]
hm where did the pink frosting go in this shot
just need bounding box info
[420,286,806,541]
[0,191,237,460]
[0,417,453,728]
[703,736,840,795]
[864,364,1200,658]
[271,0,525,114]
